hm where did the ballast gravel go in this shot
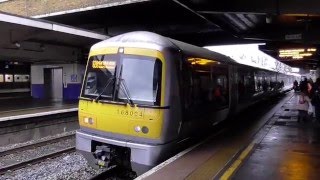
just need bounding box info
[0,130,76,152]
[0,138,75,167]
[0,152,104,180]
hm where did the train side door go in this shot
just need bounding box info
[228,65,238,115]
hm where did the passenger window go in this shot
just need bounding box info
[0,74,3,82]
[188,57,229,110]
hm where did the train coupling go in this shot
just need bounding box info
[94,145,113,168]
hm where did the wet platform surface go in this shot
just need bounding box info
[138,93,295,180]
[138,92,320,180]
[0,97,77,119]
[234,93,320,180]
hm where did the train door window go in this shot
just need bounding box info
[238,67,255,102]
[270,73,276,90]
[261,73,268,91]
[265,75,271,91]
[5,74,13,82]
[255,72,263,92]
[0,74,3,82]
[254,75,257,91]
[181,60,194,109]
[211,64,229,109]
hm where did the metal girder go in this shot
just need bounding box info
[0,42,81,62]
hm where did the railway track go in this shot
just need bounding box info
[0,133,76,175]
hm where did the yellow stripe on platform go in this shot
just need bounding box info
[220,143,255,180]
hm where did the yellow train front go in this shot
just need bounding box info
[76,32,189,175]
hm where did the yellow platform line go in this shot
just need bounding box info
[220,142,255,180]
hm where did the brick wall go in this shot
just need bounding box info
[0,0,140,17]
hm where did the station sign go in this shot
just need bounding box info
[279,48,316,60]
[92,60,116,70]
[285,34,302,40]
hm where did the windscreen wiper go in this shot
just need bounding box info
[116,64,134,106]
[95,77,114,101]
[119,78,134,106]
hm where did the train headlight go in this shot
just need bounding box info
[84,117,94,125]
[134,126,141,132]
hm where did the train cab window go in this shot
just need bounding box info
[117,56,162,106]
[85,72,98,95]
[82,54,162,106]
[83,55,116,99]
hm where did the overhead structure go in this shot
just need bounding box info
[0,11,108,63]
[36,0,320,69]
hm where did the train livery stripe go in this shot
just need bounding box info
[89,47,118,56]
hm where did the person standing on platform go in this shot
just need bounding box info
[311,78,320,124]
[293,80,299,92]
[297,89,311,123]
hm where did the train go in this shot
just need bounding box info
[76,31,298,175]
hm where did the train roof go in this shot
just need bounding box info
[91,31,237,64]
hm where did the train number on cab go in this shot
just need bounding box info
[117,109,144,118]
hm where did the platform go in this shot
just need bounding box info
[232,93,320,180]
[0,97,78,121]
[136,92,320,180]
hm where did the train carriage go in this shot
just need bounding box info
[76,31,296,175]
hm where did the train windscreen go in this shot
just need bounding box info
[82,54,162,106]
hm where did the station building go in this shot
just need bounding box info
[0,0,146,100]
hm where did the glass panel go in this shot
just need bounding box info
[189,59,229,109]
[0,74,3,82]
[118,56,162,105]
[83,55,117,99]
[82,54,162,106]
